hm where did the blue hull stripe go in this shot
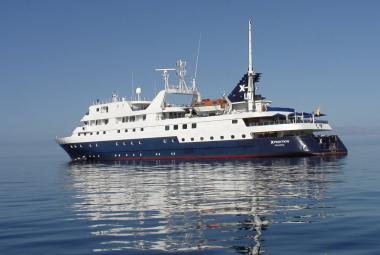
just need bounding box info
[60,135,347,161]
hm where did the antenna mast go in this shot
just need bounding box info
[192,33,202,90]
[247,19,255,112]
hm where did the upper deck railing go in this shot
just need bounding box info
[246,119,328,127]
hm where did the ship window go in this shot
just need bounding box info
[181,138,185,142]
[78,133,81,136]
[117,130,120,133]
[231,135,235,139]
[182,124,187,129]
[90,132,93,135]
[130,116,135,122]
[96,108,99,112]
[174,125,178,130]
[140,128,144,131]
[82,127,85,131]
[84,133,86,136]
[242,134,246,138]
[232,120,238,124]
[96,131,99,135]
[191,137,194,141]
[210,136,214,140]
[125,129,128,132]
[220,136,224,139]
[165,125,170,131]
[104,119,109,125]
[143,115,146,120]
[192,123,197,128]
[103,131,106,134]
[132,128,136,132]
[200,137,204,141]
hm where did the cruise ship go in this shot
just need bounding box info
[56,21,347,161]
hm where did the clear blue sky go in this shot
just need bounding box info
[1,0,379,144]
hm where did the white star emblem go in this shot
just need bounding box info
[239,84,247,92]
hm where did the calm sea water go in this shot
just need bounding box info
[1,135,379,254]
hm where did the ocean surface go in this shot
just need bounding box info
[1,135,379,255]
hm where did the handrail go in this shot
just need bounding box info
[246,119,328,127]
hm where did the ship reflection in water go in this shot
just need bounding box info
[66,157,345,254]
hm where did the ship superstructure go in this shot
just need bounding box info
[56,21,347,161]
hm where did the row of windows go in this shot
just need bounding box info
[121,114,146,123]
[78,127,144,136]
[165,123,197,131]
[179,134,247,142]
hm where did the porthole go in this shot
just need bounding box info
[200,137,204,141]
[181,138,185,142]
[191,137,194,141]
[96,132,99,135]
[242,134,246,138]
[220,136,224,139]
[231,135,235,139]
[117,130,120,133]
[210,136,214,140]
[125,129,128,132]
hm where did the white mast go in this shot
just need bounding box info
[247,19,255,112]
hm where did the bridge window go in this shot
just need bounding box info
[165,125,170,131]
[140,128,144,131]
[232,119,238,124]
[96,131,99,135]
[182,124,187,129]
